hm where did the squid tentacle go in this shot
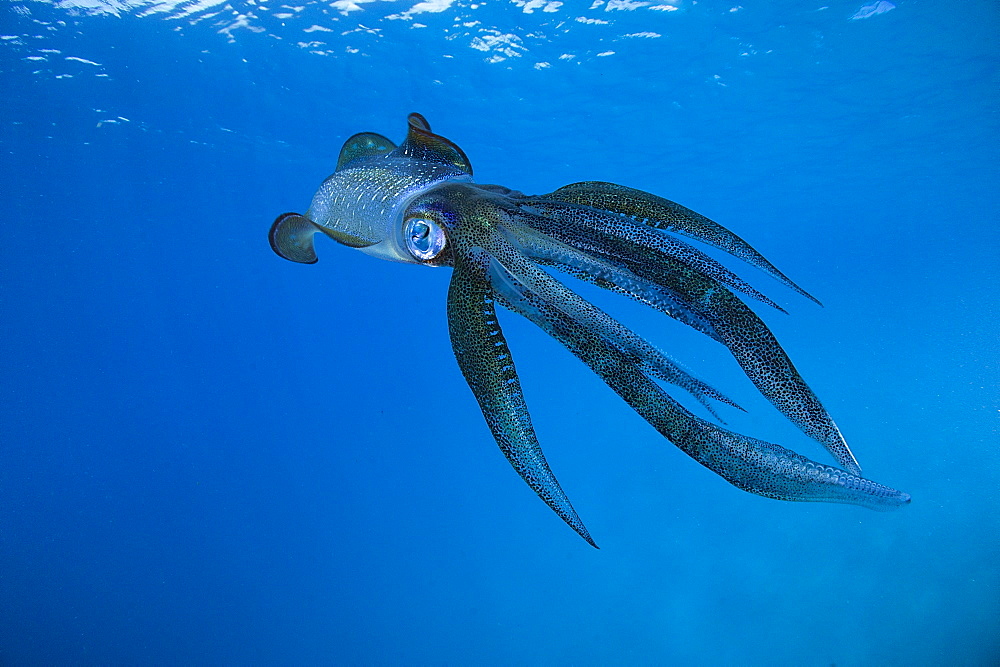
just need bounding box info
[487,264,735,424]
[447,246,597,548]
[503,211,861,476]
[541,181,822,306]
[575,232,860,476]
[485,223,741,416]
[519,200,786,313]
[504,221,720,338]
[488,259,908,510]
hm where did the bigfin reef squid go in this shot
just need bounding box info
[269,113,910,547]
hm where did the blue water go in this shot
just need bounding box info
[2,0,998,664]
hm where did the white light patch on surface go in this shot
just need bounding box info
[470,29,525,60]
[512,0,562,13]
[330,0,378,16]
[218,14,265,42]
[851,1,895,19]
[54,0,136,17]
[402,0,456,16]
[604,0,648,11]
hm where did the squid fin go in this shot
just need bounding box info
[269,213,321,264]
[336,132,396,171]
[270,212,375,263]
[396,112,474,176]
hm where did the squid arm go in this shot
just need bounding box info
[487,256,909,516]
[448,247,598,548]
[540,181,823,306]
[502,203,861,476]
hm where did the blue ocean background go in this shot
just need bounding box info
[2,0,998,663]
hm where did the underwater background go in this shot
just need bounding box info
[2,0,998,664]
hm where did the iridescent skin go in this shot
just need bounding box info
[269,113,910,547]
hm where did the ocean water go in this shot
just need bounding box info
[2,0,998,664]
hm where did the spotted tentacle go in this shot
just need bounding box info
[539,181,822,306]
[488,258,907,510]
[502,203,861,475]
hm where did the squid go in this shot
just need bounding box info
[269,113,910,547]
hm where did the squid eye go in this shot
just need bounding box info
[404,217,447,261]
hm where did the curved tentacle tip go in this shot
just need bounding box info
[569,522,599,548]
[560,511,599,548]
[574,524,599,548]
